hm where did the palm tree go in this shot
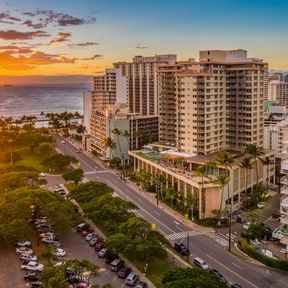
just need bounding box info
[245,144,264,185]
[154,173,166,204]
[212,174,230,220]
[122,130,131,149]
[260,156,275,192]
[214,150,234,205]
[76,124,86,136]
[112,128,125,164]
[195,164,210,219]
[104,137,117,158]
[185,193,198,221]
[239,157,253,198]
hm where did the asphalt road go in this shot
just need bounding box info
[56,136,288,288]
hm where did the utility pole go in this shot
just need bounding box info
[227,204,232,252]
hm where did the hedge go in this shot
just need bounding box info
[239,238,288,271]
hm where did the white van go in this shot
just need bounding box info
[193,257,209,270]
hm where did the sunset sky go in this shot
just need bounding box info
[0,0,287,82]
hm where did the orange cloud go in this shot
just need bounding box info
[0,30,49,40]
[0,50,77,71]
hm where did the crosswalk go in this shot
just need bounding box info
[164,230,231,247]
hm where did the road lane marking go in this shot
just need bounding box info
[232,262,242,269]
[206,254,257,288]
[112,275,118,281]
[154,211,160,216]
[173,220,180,225]
[137,198,143,203]
[175,226,184,232]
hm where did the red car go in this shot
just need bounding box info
[81,227,94,236]
[95,241,105,252]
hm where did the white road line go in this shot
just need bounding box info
[206,254,257,288]
[175,226,184,232]
[232,262,242,269]
[137,198,143,203]
[154,211,160,216]
[173,220,180,225]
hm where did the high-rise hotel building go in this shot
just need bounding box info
[114,54,177,116]
[158,49,267,154]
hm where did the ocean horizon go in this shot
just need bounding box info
[0,83,91,118]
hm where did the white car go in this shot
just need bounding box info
[16,247,33,254]
[86,233,98,242]
[61,140,65,144]
[54,248,66,257]
[21,261,44,271]
[15,241,31,247]
[20,253,37,261]
[280,248,287,254]
[40,232,55,239]
[243,221,252,230]
[98,248,109,258]
[39,172,46,177]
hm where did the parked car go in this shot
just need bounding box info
[61,140,65,144]
[16,247,33,254]
[76,223,89,232]
[231,284,244,288]
[39,173,46,177]
[105,252,118,264]
[65,267,76,278]
[85,232,97,241]
[243,221,252,230]
[30,281,44,288]
[20,253,37,262]
[81,226,94,236]
[98,248,110,258]
[21,261,44,272]
[174,243,190,256]
[193,257,209,270]
[24,272,40,281]
[67,275,85,284]
[118,266,131,279]
[136,281,147,288]
[125,272,138,286]
[35,218,47,224]
[42,237,60,245]
[94,241,105,252]
[53,248,66,257]
[40,232,55,239]
[89,236,102,246]
[15,240,31,247]
[257,201,267,209]
[109,258,124,272]
[209,269,227,284]
[36,224,51,230]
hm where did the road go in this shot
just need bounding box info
[56,136,288,288]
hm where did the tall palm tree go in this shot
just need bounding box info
[260,156,275,192]
[212,174,230,220]
[214,150,234,205]
[239,157,253,198]
[245,144,264,185]
[122,129,131,149]
[104,137,117,158]
[112,128,125,165]
[195,164,209,219]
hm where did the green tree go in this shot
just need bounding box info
[104,137,117,158]
[63,168,84,186]
[120,217,151,240]
[239,157,253,198]
[42,153,77,173]
[76,124,86,136]
[245,144,264,185]
[211,174,230,220]
[260,156,275,192]
[214,150,234,206]
[112,128,125,164]
[164,187,178,207]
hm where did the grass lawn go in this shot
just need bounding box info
[17,148,47,172]
[133,257,176,288]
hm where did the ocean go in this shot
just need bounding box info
[0,84,90,118]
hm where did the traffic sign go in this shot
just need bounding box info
[151,223,156,230]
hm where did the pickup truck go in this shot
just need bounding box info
[174,243,190,256]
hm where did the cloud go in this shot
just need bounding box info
[0,30,49,40]
[136,44,147,49]
[81,54,103,60]
[50,32,71,43]
[23,20,46,29]
[21,10,96,28]
[0,50,77,71]
[69,41,100,47]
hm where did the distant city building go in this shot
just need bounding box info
[90,104,158,162]
[268,77,288,108]
[114,54,177,116]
